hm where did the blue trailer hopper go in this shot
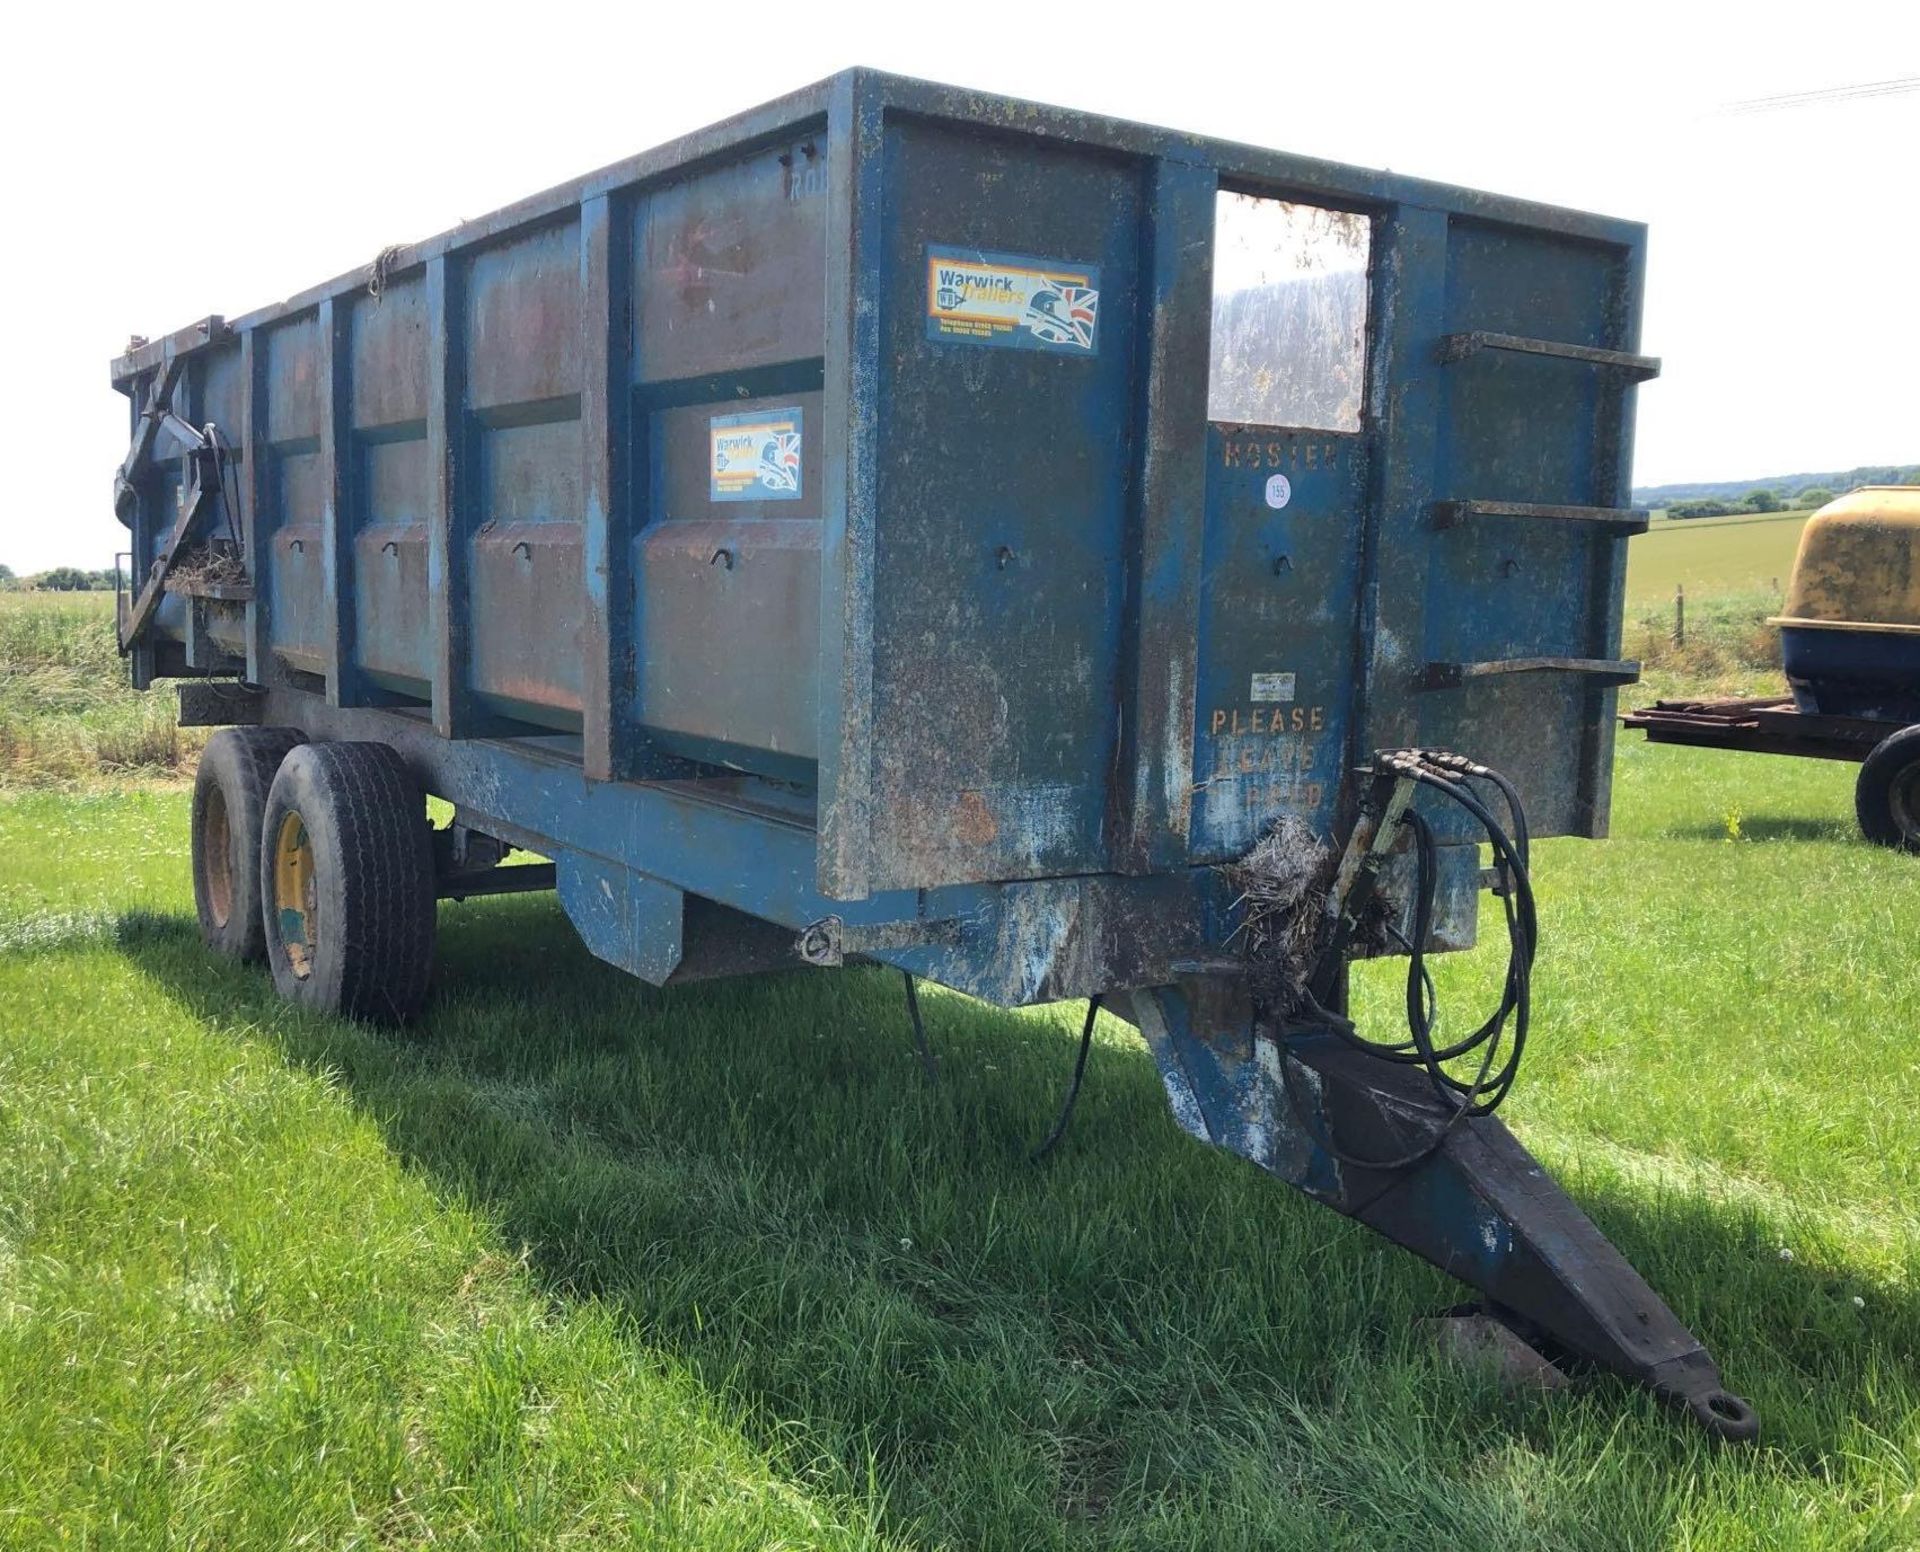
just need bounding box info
[110,69,1756,1438]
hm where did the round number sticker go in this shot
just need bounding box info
[1265,473,1292,510]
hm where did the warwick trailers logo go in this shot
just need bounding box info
[925,245,1102,355]
[709,407,804,502]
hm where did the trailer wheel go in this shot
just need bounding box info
[1856,725,1920,853]
[191,726,305,960]
[260,742,436,1022]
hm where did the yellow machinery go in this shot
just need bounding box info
[1628,487,1920,851]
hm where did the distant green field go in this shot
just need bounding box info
[1626,511,1811,608]
[0,590,195,784]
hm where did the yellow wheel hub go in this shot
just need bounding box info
[272,810,317,980]
[204,787,233,929]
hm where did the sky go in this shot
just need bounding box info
[3,0,1916,573]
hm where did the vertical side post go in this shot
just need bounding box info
[127,363,163,690]
[581,194,635,781]
[426,254,476,738]
[1576,236,1650,836]
[1112,157,1215,874]
[817,71,885,902]
[318,296,370,708]
[241,328,279,688]
[1351,206,1450,774]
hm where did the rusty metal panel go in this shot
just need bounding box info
[467,223,583,412]
[354,524,431,694]
[254,316,327,676]
[855,114,1142,892]
[198,346,246,453]
[1193,427,1367,863]
[351,276,428,430]
[633,136,829,384]
[637,517,820,768]
[1417,220,1639,838]
[264,315,322,445]
[633,386,824,770]
[470,518,585,727]
[354,406,430,700]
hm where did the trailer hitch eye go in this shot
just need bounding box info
[1688,1389,1759,1442]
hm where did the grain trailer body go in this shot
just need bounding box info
[111,70,1753,1437]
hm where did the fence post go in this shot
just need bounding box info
[1674,582,1686,648]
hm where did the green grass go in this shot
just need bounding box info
[1627,511,1812,609]
[0,592,199,784]
[1618,514,1820,698]
[1621,589,1789,702]
[1,741,1917,1548]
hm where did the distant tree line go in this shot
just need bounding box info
[1647,465,1920,512]
[0,565,118,591]
[1666,473,1919,520]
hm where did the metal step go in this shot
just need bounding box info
[1418,657,1641,691]
[1436,330,1660,380]
[1431,499,1649,534]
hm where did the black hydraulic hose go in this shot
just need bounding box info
[901,971,941,1085]
[1030,994,1104,1163]
[1277,751,1539,1170]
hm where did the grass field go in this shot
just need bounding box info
[1626,511,1813,609]
[0,591,196,784]
[2,592,1919,1545]
[1618,513,1818,699]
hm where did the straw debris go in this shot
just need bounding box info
[1222,816,1338,1016]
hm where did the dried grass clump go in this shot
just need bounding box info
[1222,816,1337,1016]
[166,544,250,591]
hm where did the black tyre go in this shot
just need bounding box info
[1856,725,1920,854]
[191,726,305,960]
[260,741,437,1022]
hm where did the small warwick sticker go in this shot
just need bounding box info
[926,245,1101,354]
[710,407,803,502]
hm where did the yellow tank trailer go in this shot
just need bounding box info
[1774,487,1920,725]
[1626,487,1920,852]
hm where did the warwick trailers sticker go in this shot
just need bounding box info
[926,246,1101,354]
[709,407,803,502]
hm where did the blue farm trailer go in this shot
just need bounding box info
[110,70,1755,1439]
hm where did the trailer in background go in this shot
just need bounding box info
[1627,489,1920,852]
[1623,696,1920,850]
